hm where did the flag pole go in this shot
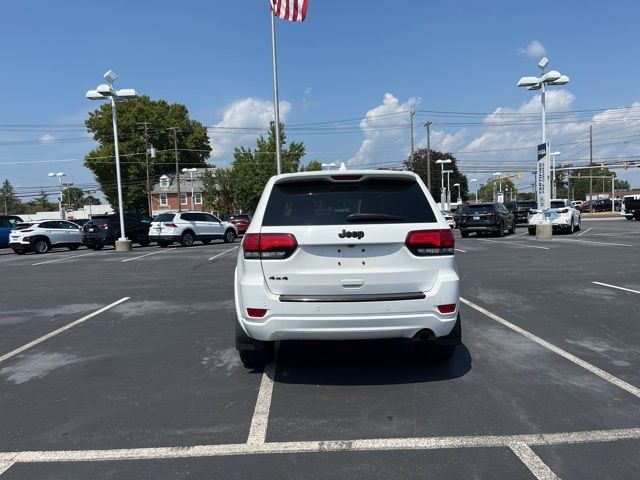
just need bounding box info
[270,8,282,175]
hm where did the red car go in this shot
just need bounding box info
[227,214,251,235]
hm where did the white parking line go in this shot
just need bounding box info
[479,239,550,250]
[247,356,277,445]
[0,461,13,475]
[1,428,638,464]
[577,227,592,236]
[31,252,95,266]
[511,231,528,237]
[592,281,640,295]
[0,297,129,365]
[460,297,640,398]
[208,246,238,261]
[553,238,633,247]
[509,442,557,480]
[454,248,467,253]
[121,250,168,263]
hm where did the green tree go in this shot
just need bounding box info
[24,190,57,213]
[62,186,86,210]
[300,160,322,172]
[477,177,518,202]
[405,149,468,202]
[1,179,22,215]
[566,167,621,201]
[232,122,305,212]
[82,195,101,206]
[84,96,211,212]
[202,168,237,217]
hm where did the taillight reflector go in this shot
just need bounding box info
[330,175,363,181]
[437,304,457,314]
[243,233,298,259]
[20,229,33,233]
[163,223,178,228]
[247,308,267,318]
[405,229,454,256]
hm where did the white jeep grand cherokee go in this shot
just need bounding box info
[234,170,461,367]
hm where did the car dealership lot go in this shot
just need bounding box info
[0,219,639,479]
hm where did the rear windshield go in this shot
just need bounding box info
[262,177,436,226]
[155,213,175,222]
[518,202,537,209]
[462,204,495,214]
[551,201,567,208]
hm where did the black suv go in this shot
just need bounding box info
[508,200,537,224]
[82,212,152,250]
[458,203,516,238]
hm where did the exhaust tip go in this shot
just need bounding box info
[412,329,435,342]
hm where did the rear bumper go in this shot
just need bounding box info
[235,267,459,342]
[459,224,499,232]
[148,234,180,242]
[82,233,110,246]
[9,242,30,252]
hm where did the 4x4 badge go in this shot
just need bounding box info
[338,229,365,239]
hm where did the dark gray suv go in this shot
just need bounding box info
[458,203,516,238]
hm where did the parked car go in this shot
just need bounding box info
[226,214,251,235]
[440,210,455,228]
[622,195,640,220]
[149,211,237,247]
[9,219,83,254]
[511,200,537,224]
[235,170,460,367]
[458,203,516,238]
[0,215,23,247]
[571,200,584,208]
[527,199,581,234]
[82,212,152,250]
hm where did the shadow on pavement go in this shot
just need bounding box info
[275,339,471,386]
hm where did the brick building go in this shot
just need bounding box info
[150,168,212,216]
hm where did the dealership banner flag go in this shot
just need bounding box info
[271,0,309,22]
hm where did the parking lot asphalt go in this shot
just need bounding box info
[0,219,639,479]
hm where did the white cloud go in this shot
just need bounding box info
[303,86,312,95]
[348,93,420,167]
[38,133,56,144]
[519,40,546,58]
[210,98,291,165]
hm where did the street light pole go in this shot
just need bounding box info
[453,182,461,203]
[470,178,478,203]
[445,170,452,207]
[86,70,138,251]
[435,159,451,207]
[182,168,197,210]
[48,172,65,219]
[550,151,561,198]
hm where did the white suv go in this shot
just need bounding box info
[234,170,460,367]
[149,211,237,247]
[9,220,83,254]
[527,199,581,234]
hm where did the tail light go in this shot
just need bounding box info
[163,223,178,228]
[488,211,496,216]
[437,304,457,314]
[20,229,33,233]
[243,233,298,259]
[247,308,267,318]
[405,229,454,256]
[557,208,569,213]
[98,223,109,230]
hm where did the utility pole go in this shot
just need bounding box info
[409,110,415,163]
[167,127,182,212]
[421,121,433,191]
[589,125,593,212]
[138,122,153,215]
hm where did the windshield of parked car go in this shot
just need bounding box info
[262,177,436,226]
[462,204,495,214]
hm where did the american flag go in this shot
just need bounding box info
[270,0,309,22]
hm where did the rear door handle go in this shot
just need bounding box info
[341,279,364,289]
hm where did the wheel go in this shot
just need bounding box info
[180,231,195,247]
[496,222,504,237]
[157,240,170,248]
[528,227,536,235]
[13,249,26,255]
[33,239,50,254]
[238,343,275,368]
[575,217,581,231]
[224,228,236,243]
[626,216,634,221]
[67,245,79,251]
[461,230,469,238]
[91,243,105,250]
[508,222,515,234]
[137,239,150,247]
[202,239,212,245]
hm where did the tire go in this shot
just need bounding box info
[496,222,504,237]
[92,243,105,250]
[575,217,581,231]
[202,239,211,245]
[528,227,536,235]
[157,240,170,248]
[137,239,150,247]
[224,228,236,243]
[508,222,515,234]
[33,239,50,254]
[625,216,634,221]
[67,245,79,251]
[461,230,469,238]
[13,249,26,255]
[180,231,195,247]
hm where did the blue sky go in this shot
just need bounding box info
[2,0,640,201]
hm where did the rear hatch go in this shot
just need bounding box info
[460,204,498,226]
[150,213,177,234]
[252,174,452,298]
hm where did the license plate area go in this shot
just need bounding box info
[473,216,480,220]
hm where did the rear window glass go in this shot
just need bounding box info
[462,204,495,214]
[262,177,435,226]
[518,202,537,209]
[155,213,175,222]
[551,201,567,208]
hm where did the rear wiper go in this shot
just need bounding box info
[346,213,405,223]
